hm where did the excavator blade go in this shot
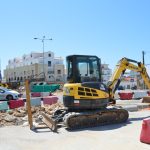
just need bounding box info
[38,112,57,132]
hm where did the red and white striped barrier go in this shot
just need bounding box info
[43,96,58,105]
[9,99,25,109]
[118,92,134,100]
[31,92,41,97]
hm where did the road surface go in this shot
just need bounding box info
[0,111,150,150]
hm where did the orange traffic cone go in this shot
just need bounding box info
[140,118,150,144]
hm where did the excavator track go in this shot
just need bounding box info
[63,108,129,130]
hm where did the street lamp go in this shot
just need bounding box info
[34,36,52,81]
[142,51,145,65]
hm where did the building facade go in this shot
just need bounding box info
[4,51,65,82]
[101,64,112,84]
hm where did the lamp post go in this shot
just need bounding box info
[142,50,145,65]
[34,36,52,81]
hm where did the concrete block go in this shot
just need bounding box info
[134,91,147,99]
[122,105,138,112]
[41,92,50,97]
[137,103,150,110]
[30,98,41,106]
[114,92,120,99]
[0,101,9,111]
[43,96,58,105]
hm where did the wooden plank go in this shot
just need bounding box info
[25,79,33,129]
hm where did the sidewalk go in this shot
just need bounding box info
[116,99,150,111]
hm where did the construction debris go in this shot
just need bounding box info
[0,102,64,127]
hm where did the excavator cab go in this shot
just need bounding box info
[63,55,109,110]
[66,55,101,83]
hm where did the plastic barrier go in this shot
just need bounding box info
[31,92,41,97]
[140,118,150,144]
[31,84,60,92]
[0,101,9,111]
[9,100,25,109]
[118,92,134,100]
[40,92,50,97]
[43,96,58,105]
[114,92,120,99]
[133,91,147,99]
[30,98,41,106]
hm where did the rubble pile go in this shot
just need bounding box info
[0,102,64,127]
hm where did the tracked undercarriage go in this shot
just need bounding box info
[39,107,129,132]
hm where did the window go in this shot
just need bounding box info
[77,56,100,82]
[48,61,51,67]
[24,71,26,75]
[48,53,51,57]
[0,89,5,93]
[48,71,54,74]
[57,70,61,74]
[32,70,34,75]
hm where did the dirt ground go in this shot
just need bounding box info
[0,110,150,150]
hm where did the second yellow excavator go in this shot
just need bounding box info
[42,55,150,131]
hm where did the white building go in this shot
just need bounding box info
[101,64,112,84]
[4,51,65,82]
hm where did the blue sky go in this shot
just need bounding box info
[1,0,150,76]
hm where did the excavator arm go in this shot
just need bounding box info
[107,57,150,100]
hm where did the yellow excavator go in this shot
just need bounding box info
[42,55,150,131]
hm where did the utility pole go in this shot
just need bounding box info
[142,51,145,89]
[34,36,52,81]
[142,50,145,65]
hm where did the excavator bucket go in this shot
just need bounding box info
[38,112,57,132]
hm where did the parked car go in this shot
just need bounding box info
[0,87,21,100]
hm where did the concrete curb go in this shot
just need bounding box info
[117,102,150,112]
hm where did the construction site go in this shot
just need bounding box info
[0,55,150,150]
[1,1,150,150]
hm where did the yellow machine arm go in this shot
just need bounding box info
[107,57,150,99]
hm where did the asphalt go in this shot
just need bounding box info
[0,92,150,150]
[0,111,150,150]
